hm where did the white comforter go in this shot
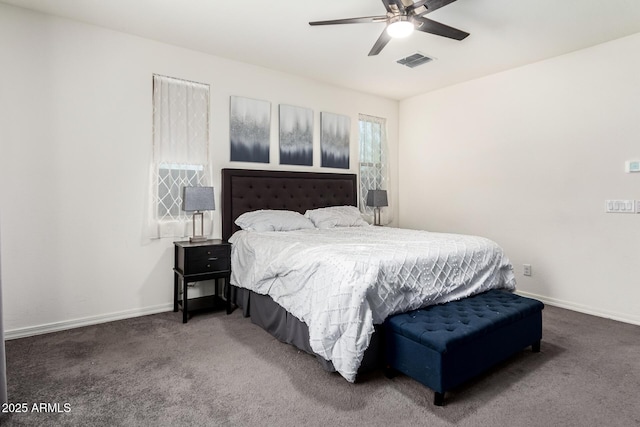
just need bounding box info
[229,226,516,382]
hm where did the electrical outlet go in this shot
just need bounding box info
[523,264,532,276]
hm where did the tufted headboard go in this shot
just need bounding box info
[221,168,358,241]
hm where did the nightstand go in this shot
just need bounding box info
[173,239,231,323]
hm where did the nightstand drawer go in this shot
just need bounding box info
[188,245,229,261]
[183,245,230,275]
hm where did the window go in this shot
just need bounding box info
[359,114,391,224]
[145,75,211,239]
[157,164,205,220]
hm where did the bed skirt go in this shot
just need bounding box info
[234,287,383,376]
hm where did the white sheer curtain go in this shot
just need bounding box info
[144,75,212,240]
[358,114,393,225]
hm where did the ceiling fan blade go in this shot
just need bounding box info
[309,16,388,26]
[413,16,469,40]
[368,29,392,56]
[422,0,459,14]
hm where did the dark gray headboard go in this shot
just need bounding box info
[221,169,358,241]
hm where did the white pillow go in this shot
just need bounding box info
[235,209,315,232]
[304,205,369,229]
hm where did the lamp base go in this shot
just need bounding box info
[373,207,382,226]
[189,211,209,243]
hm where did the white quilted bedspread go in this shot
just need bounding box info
[229,226,516,382]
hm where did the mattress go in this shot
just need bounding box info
[229,226,516,382]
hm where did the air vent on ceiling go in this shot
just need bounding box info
[396,53,434,68]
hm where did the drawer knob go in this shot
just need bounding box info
[207,264,211,268]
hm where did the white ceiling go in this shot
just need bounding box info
[5,0,640,100]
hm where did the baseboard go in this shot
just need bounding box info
[4,303,174,340]
[5,292,639,340]
[515,290,640,327]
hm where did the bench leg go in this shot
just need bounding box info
[434,391,445,406]
[532,340,541,353]
[383,365,398,379]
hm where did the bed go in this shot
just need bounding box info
[221,168,516,382]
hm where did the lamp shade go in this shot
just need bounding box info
[182,186,215,212]
[366,190,388,208]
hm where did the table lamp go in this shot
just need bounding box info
[366,189,388,226]
[182,186,215,242]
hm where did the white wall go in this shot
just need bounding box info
[0,4,399,336]
[399,33,640,325]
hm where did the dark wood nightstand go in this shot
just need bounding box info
[173,239,231,323]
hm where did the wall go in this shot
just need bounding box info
[399,33,640,325]
[0,4,399,336]
[0,222,6,403]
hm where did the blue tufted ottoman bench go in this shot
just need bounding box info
[384,290,544,406]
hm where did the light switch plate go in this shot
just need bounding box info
[605,200,636,213]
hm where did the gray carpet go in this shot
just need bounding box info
[1,304,639,427]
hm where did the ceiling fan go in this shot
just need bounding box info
[309,0,469,56]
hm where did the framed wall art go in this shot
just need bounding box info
[279,104,313,166]
[320,112,350,169]
[230,96,271,163]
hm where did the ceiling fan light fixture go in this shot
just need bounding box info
[386,17,414,39]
